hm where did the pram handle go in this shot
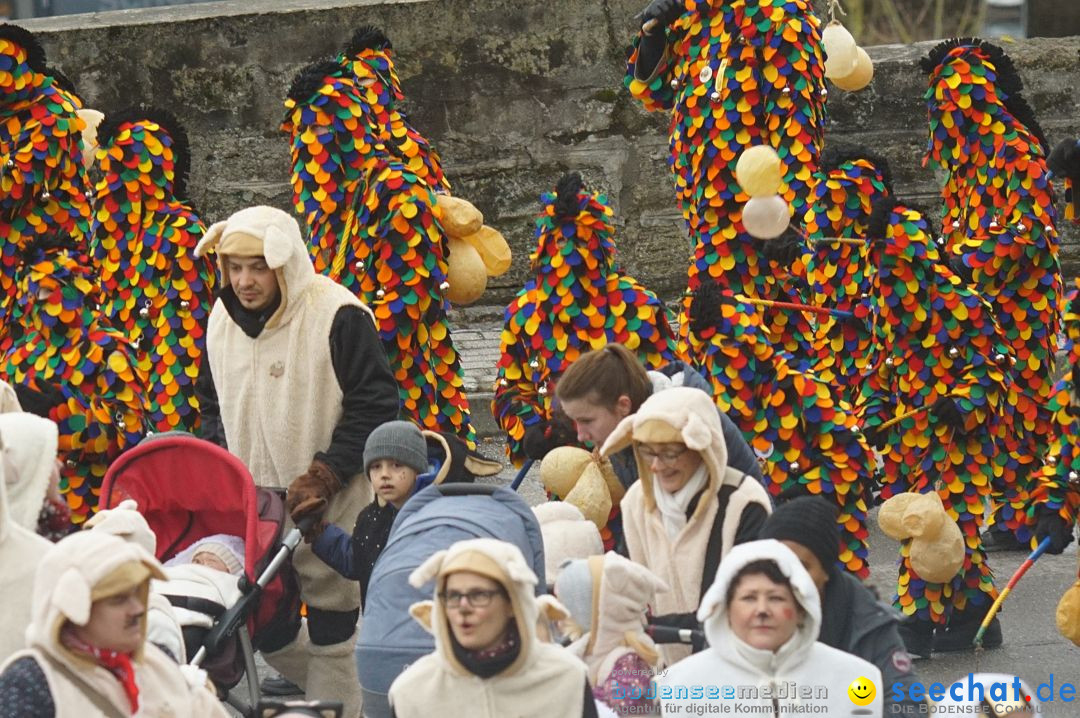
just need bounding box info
[645,624,705,646]
[433,483,499,497]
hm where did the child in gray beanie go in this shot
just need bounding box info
[310,420,430,609]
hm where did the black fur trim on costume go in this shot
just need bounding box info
[97,107,193,199]
[820,145,894,195]
[19,232,77,265]
[1004,93,1050,154]
[688,280,724,337]
[867,197,901,241]
[554,171,585,220]
[1049,138,1080,179]
[343,26,392,58]
[286,59,347,107]
[0,24,46,73]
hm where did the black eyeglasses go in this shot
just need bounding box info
[438,589,505,608]
[638,445,689,466]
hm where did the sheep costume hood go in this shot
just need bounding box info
[557,552,668,687]
[194,205,372,329]
[389,538,591,718]
[601,386,732,519]
[0,412,58,531]
[661,540,882,716]
[0,420,52,664]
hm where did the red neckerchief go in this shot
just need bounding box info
[61,627,139,713]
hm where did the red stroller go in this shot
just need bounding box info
[99,432,304,717]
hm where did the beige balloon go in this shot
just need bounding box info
[832,47,874,92]
[564,462,614,531]
[742,195,791,239]
[444,238,488,305]
[879,492,922,540]
[1056,580,1080,646]
[462,225,512,277]
[822,21,858,79]
[540,446,595,498]
[735,145,783,197]
[909,517,964,583]
[436,194,484,237]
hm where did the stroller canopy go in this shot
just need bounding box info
[357,483,545,696]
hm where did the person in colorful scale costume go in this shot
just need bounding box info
[1,237,148,526]
[798,148,893,404]
[281,58,473,443]
[89,109,214,435]
[921,39,1060,486]
[1049,138,1080,224]
[492,172,677,468]
[686,280,874,579]
[336,26,449,194]
[1022,281,1080,556]
[625,0,827,359]
[0,25,93,351]
[855,197,1019,655]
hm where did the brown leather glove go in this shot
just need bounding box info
[286,459,341,523]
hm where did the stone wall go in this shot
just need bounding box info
[23,0,1080,306]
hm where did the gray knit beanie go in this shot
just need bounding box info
[363,420,428,475]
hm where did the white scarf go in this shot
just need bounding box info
[652,462,709,540]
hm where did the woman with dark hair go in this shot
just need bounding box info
[556,343,762,491]
[660,540,882,716]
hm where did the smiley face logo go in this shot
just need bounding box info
[848,676,876,706]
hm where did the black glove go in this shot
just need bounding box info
[14,381,66,418]
[932,396,966,434]
[861,424,889,451]
[640,0,684,29]
[1034,508,1075,555]
[759,227,804,267]
[521,415,577,461]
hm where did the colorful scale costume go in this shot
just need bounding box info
[282,59,473,442]
[493,173,676,466]
[922,39,1060,478]
[0,25,92,349]
[90,109,214,434]
[687,282,874,578]
[624,0,827,360]
[337,27,449,193]
[855,198,1015,624]
[1,239,148,524]
[800,150,892,404]
[1025,282,1080,533]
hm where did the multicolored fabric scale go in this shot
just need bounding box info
[688,283,874,578]
[855,199,1016,624]
[493,174,676,466]
[0,25,92,351]
[624,0,827,359]
[282,57,474,444]
[90,110,214,434]
[922,39,1061,485]
[1025,281,1080,531]
[1,239,148,524]
[800,151,891,404]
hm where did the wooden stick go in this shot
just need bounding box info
[808,237,868,245]
[733,295,854,319]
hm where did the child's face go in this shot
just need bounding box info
[368,459,418,508]
[192,551,230,573]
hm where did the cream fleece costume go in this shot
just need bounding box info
[601,386,771,663]
[389,538,594,718]
[559,553,668,713]
[0,379,19,412]
[195,205,399,718]
[0,531,228,718]
[0,423,51,664]
[0,411,57,531]
[532,501,604,585]
[660,540,882,717]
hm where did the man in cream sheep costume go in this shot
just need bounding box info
[660,540,883,716]
[0,531,227,717]
[194,205,399,717]
[389,538,596,717]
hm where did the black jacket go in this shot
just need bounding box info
[819,571,924,715]
[195,287,400,484]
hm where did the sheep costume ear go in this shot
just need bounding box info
[680,411,716,452]
[262,222,297,269]
[194,220,227,258]
[52,567,93,626]
[409,549,449,589]
[599,413,637,457]
[536,594,570,622]
[409,601,435,633]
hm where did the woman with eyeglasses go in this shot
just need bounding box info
[601,386,771,664]
[388,538,598,718]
